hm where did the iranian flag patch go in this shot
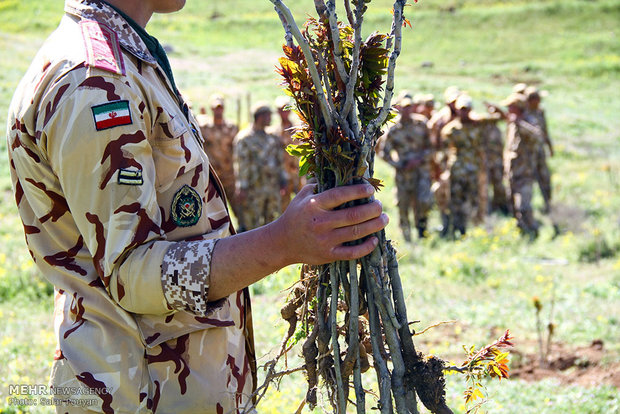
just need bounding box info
[92,100,132,131]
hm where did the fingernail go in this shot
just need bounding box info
[364,184,374,194]
[372,237,379,247]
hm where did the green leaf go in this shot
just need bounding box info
[299,156,313,176]
[287,143,314,157]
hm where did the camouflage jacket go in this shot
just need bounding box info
[504,115,543,177]
[468,111,503,152]
[525,108,551,148]
[481,122,505,157]
[440,118,483,175]
[233,127,287,192]
[199,120,238,188]
[380,114,432,170]
[7,1,255,412]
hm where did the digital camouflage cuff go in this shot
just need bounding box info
[161,239,218,317]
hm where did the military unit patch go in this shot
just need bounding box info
[80,20,125,75]
[118,168,143,185]
[171,185,202,227]
[92,100,132,130]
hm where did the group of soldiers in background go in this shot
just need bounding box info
[195,82,552,241]
[196,95,303,233]
[379,83,553,241]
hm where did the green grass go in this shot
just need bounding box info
[1,0,619,412]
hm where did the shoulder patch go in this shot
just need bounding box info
[80,20,125,76]
[92,100,132,131]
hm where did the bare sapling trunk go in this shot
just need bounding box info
[253,1,455,413]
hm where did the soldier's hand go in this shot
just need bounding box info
[269,183,388,265]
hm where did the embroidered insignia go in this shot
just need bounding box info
[118,169,143,185]
[80,20,125,75]
[92,100,132,130]
[171,185,202,227]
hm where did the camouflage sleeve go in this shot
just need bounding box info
[160,239,218,315]
[440,124,452,147]
[427,111,440,131]
[518,118,543,143]
[43,73,212,316]
[427,111,443,141]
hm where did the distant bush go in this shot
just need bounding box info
[578,236,620,263]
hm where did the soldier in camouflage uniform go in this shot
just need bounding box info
[440,94,485,237]
[379,98,433,241]
[7,1,388,412]
[525,86,553,214]
[502,93,544,237]
[197,95,240,218]
[269,96,303,211]
[234,104,288,231]
[473,106,509,216]
[428,86,461,235]
[482,120,509,214]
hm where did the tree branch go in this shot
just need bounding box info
[364,266,393,414]
[387,243,420,413]
[325,0,351,86]
[348,259,366,413]
[271,0,334,129]
[344,0,355,26]
[276,7,295,48]
[365,263,409,413]
[365,0,406,142]
[329,263,347,412]
[340,0,364,123]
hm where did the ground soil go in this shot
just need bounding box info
[418,323,619,389]
[510,339,620,388]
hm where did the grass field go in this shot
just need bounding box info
[1,0,619,413]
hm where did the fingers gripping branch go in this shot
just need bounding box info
[314,183,374,210]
